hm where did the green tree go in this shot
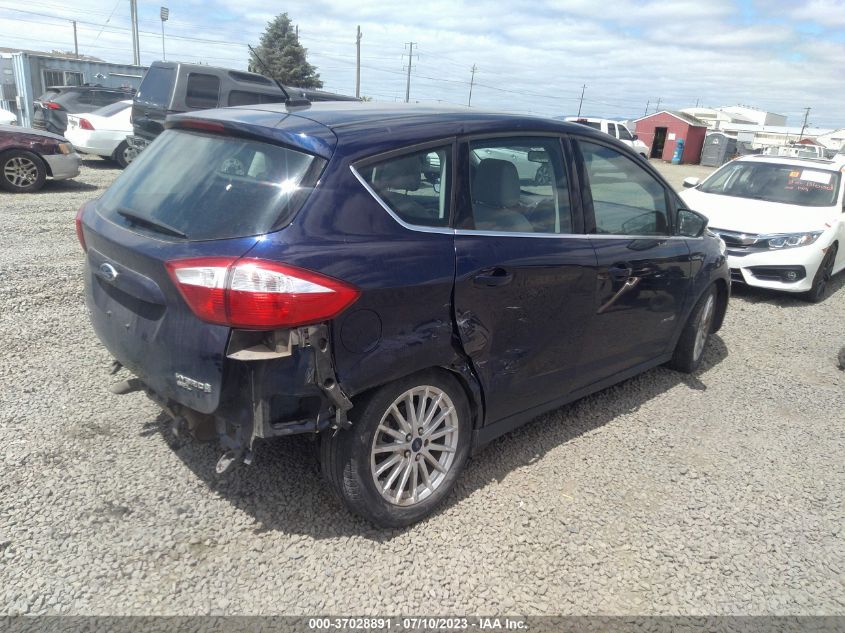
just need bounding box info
[248,13,323,89]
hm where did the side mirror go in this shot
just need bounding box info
[677,208,708,238]
[527,150,549,163]
[632,134,639,141]
[682,176,700,188]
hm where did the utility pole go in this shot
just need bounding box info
[799,107,811,140]
[695,98,699,108]
[577,84,586,117]
[404,42,415,103]
[129,0,140,65]
[295,25,299,39]
[468,64,477,106]
[655,97,661,113]
[72,21,78,58]
[355,26,362,98]
[643,100,650,117]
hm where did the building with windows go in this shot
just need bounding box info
[0,48,145,127]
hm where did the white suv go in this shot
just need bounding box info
[564,117,649,159]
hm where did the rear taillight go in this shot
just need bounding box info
[165,257,360,329]
[78,118,94,130]
[75,206,87,252]
[44,102,62,110]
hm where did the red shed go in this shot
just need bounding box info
[633,111,708,164]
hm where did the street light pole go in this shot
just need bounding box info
[160,6,169,61]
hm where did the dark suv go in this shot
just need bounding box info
[78,103,729,527]
[34,85,135,135]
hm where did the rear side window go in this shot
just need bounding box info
[607,123,618,137]
[577,140,669,235]
[358,146,452,228]
[466,137,572,234]
[185,73,220,109]
[137,66,175,106]
[228,91,285,107]
[97,129,323,241]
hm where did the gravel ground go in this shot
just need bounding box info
[1,158,844,616]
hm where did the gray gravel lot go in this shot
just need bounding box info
[1,158,844,615]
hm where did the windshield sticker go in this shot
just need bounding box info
[800,170,832,185]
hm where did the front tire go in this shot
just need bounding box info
[0,150,47,193]
[668,285,717,373]
[803,244,837,304]
[320,370,471,528]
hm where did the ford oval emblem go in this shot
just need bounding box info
[99,262,119,282]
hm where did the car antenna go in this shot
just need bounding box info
[248,45,310,108]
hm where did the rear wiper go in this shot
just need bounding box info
[116,208,187,239]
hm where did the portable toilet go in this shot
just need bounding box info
[701,133,738,167]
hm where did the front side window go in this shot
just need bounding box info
[185,73,220,109]
[578,140,669,235]
[358,145,452,228]
[466,136,571,234]
[618,125,634,141]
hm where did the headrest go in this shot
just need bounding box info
[473,158,521,207]
[373,155,421,192]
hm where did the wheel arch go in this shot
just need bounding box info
[711,278,729,333]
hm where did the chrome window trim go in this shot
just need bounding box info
[349,164,455,235]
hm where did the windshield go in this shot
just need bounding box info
[97,129,323,241]
[136,66,176,107]
[698,161,841,207]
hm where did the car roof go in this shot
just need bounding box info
[738,154,845,170]
[247,101,602,140]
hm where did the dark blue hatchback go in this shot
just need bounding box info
[78,102,729,527]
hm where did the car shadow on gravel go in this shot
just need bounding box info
[141,334,728,540]
[41,179,99,193]
[730,274,845,307]
[80,158,120,171]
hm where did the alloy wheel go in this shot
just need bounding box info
[693,292,715,361]
[370,385,459,507]
[3,156,38,188]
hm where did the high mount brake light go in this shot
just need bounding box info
[44,102,62,110]
[172,119,227,133]
[165,257,361,329]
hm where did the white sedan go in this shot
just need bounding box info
[680,155,845,302]
[65,100,134,167]
[0,107,16,125]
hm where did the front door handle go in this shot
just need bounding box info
[473,267,513,287]
[608,264,633,281]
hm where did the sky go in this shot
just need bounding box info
[1,0,844,127]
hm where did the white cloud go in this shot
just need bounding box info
[0,0,843,126]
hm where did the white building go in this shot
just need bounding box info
[816,129,845,151]
[717,123,835,151]
[718,105,787,127]
[679,107,755,130]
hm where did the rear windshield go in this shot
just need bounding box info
[92,101,131,117]
[38,89,61,101]
[97,129,323,241]
[699,161,841,207]
[136,66,175,107]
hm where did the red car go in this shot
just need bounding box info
[0,125,80,193]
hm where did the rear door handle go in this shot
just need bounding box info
[473,267,513,287]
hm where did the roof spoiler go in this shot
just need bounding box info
[248,45,310,109]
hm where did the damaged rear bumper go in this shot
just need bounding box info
[111,323,351,470]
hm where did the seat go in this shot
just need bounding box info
[371,155,429,219]
[472,158,534,232]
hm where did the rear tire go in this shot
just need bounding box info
[320,370,471,528]
[112,141,135,169]
[0,150,47,193]
[668,285,717,373]
[803,245,837,304]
